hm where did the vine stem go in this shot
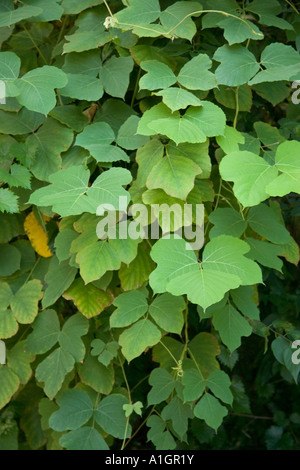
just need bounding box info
[22,24,48,65]
[233,86,240,129]
[102,4,263,38]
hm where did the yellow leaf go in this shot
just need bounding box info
[24,211,53,258]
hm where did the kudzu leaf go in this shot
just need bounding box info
[49,389,94,431]
[214,45,259,86]
[119,318,161,362]
[146,154,201,200]
[213,304,252,352]
[147,368,176,405]
[110,290,148,328]
[95,394,131,439]
[14,66,68,115]
[194,393,228,431]
[219,151,278,207]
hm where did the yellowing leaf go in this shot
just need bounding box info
[24,211,52,258]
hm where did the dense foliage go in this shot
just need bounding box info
[0,0,300,451]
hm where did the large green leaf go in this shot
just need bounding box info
[249,43,300,85]
[110,290,148,328]
[146,154,201,200]
[177,54,217,90]
[213,304,252,351]
[266,141,300,196]
[194,393,228,431]
[119,318,161,362]
[219,151,278,207]
[95,394,131,439]
[14,66,68,115]
[214,45,259,86]
[49,389,94,431]
[150,235,262,310]
[100,56,134,99]
[29,166,132,217]
[35,347,75,399]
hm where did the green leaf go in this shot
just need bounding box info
[42,257,77,308]
[95,394,131,439]
[10,280,43,324]
[213,304,252,352]
[58,313,89,362]
[59,73,103,101]
[0,244,21,276]
[29,166,131,217]
[100,56,134,99]
[76,241,120,284]
[14,66,68,115]
[115,0,160,25]
[143,102,226,145]
[25,309,60,355]
[249,43,300,85]
[247,0,293,30]
[0,108,45,135]
[146,154,201,200]
[245,238,283,271]
[159,2,202,40]
[49,389,93,431]
[7,341,33,384]
[150,235,262,310]
[78,353,114,395]
[214,45,259,86]
[155,87,202,112]
[216,16,263,45]
[0,189,19,214]
[0,4,42,28]
[49,105,89,132]
[119,318,161,362]
[266,141,300,197]
[177,54,217,90]
[35,347,75,399]
[0,164,31,189]
[219,151,278,207]
[188,332,220,377]
[206,370,233,405]
[216,125,245,154]
[26,0,63,22]
[0,310,18,339]
[119,241,155,291]
[247,204,292,244]
[63,278,112,319]
[62,0,104,15]
[59,427,109,450]
[139,60,176,90]
[0,366,19,410]
[230,286,260,321]
[147,415,176,450]
[116,116,149,151]
[194,393,228,431]
[161,397,193,439]
[182,368,205,402]
[26,117,73,181]
[149,293,185,334]
[209,208,247,239]
[110,290,148,328]
[75,122,129,163]
[147,368,176,405]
